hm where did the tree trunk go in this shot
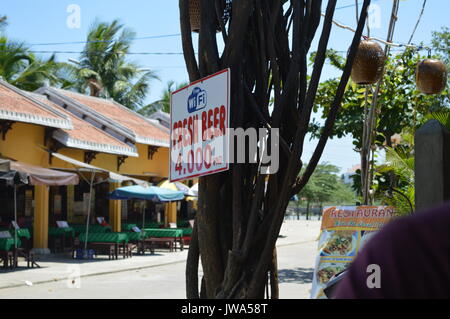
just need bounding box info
[306,200,310,221]
[181,0,372,299]
[269,247,279,299]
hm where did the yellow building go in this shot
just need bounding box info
[0,80,176,253]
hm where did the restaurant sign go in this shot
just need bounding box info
[311,206,395,299]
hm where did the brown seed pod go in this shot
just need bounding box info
[416,59,448,95]
[351,40,386,85]
[189,0,220,33]
[189,0,201,32]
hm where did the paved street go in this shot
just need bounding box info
[0,220,320,299]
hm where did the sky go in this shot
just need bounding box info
[1,0,449,174]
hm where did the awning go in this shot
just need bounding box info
[0,159,10,172]
[0,160,79,186]
[51,152,150,187]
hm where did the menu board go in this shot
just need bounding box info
[132,226,141,233]
[56,221,69,228]
[0,231,12,238]
[310,206,395,299]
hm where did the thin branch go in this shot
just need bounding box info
[408,0,427,45]
[243,83,292,157]
[215,0,229,43]
[179,0,200,81]
[293,0,372,196]
[199,0,221,75]
[248,0,340,298]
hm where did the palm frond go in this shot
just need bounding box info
[384,146,414,183]
[425,112,450,131]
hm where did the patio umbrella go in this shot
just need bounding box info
[109,185,185,202]
[190,183,198,197]
[109,185,185,229]
[158,179,196,197]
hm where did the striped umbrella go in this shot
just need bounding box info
[158,179,196,197]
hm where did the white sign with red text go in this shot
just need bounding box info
[170,69,230,182]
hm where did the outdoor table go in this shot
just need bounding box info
[177,220,190,228]
[0,228,31,240]
[71,225,112,235]
[0,237,21,251]
[10,229,32,249]
[49,227,76,238]
[13,228,31,240]
[143,222,164,229]
[174,228,193,246]
[49,227,75,252]
[0,237,22,269]
[78,232,130,259]
[121,223,138,231]
[125,231,149,255]
[143,228,184,251]
[179,228,193,236]
[126,231,149,241]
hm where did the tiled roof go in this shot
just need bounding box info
[0,81,71,129]
[27,93,138,157]
[56,89,170,147]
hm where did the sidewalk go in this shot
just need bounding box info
[0,248,190,290]
[0,220,321,291]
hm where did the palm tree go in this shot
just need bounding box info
[138,80,188,116]
[378,131,415,215]
[0,15,7,31]
[0,36,65,91]
[70,19,158,110]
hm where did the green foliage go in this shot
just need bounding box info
[432,27,450,65]
[69,19,159,110]
[312,48,449,150]
[311,29,450,211]
[298,163,356,206]
[138,80,188,116]
[425,111,450,131]
[0,36,66,90]
[0,15,7,31]
[377,130,415,216]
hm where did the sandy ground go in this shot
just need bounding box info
[0,220,321,299]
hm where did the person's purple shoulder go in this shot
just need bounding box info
[333,203,450,299]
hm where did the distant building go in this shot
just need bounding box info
[148,110,170,129]
[0,80,176,253]
[341,164,360,186]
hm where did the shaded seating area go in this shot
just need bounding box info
[142,228,184,252]
[143,222,164,229]
[0,158,78,268]
[179,227,193,245]
[110,185,185,254]
[48,224,76,253]
[71,224,112,235]
[76,232,130,260]
[0,227,32,248]
[125,229,154,255]
[121,223,139,232]
[0,230,37,269]
[0,235,21,269]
